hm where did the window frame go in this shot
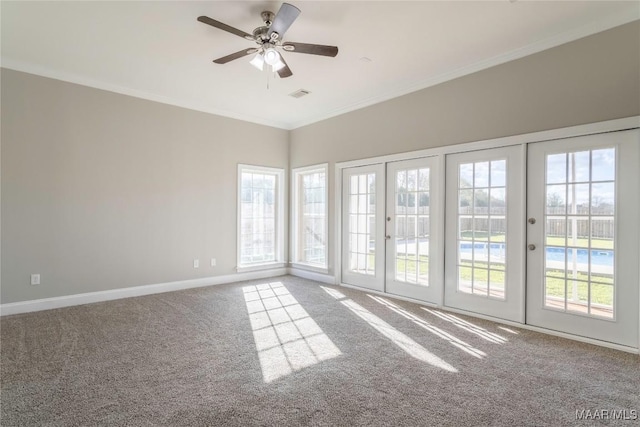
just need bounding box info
[237,164,285,272]
[291,163,329,272]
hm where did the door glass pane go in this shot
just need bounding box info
[568,151,590,183]
[591,149,615,181]
[460,164,473,188]
[545,217,566,247]
[474,162,489,187]
[543,148,615,318]
[546,185,567,215]
[567,184,589,214]
[491,160,506,187]
[457,160,507,300]
[347,173,377,276]
[394,167,430,286]
[489,188,506,215]
[546,154,567,184]
[591,183,614,215]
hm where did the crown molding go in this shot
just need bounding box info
[0,58,291,130]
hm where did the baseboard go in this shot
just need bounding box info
[337,282,638,354]
[288,267,336,285]
[0,268,288,316]
[439,306,639,355]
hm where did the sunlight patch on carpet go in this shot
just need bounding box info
[497,326,519,335]
[243,282,341,383]
[422,308,507,344]
[321,287,457,372]
[369,295,486,359]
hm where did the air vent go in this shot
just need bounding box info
[289,89,311,98]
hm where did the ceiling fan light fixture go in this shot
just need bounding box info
[272,58,286,72]
[249,53,264,71]
[263,47,281,66]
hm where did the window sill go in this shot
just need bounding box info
[236,262,286,273]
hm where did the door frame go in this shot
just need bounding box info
[333,116,640,350]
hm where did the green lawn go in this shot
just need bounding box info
[396,256,429,275]
[545,268,613,285]
[458,261,505,286]
[544,277,613,306]
[373,247,614,306]
[456,259,613,306]
[460,231,505,242]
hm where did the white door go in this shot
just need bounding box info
[526,130,639,348]
[341,164,385,291]
[385,157,442,303]
[444,146,525,323]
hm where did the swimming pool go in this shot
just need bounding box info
[459,243,613,266]
[545,246,613,266]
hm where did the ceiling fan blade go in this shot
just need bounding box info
[277,56,293,78]
[197,16,253,40]
[268,3,301,39]
[213,49,255,64]
[282,42,338,57]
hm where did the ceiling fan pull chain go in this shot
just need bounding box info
[266,66,270,90]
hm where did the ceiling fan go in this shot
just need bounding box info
[197,3,338,78]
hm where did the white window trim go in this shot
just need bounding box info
[291,163,329,272]
[237,164,285,272]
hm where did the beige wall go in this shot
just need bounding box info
[1,69,288,303]
[290,21,640,276]
[2,22,638,303]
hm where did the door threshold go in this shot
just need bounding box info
[338,282,439,308]
[338,282,638,354]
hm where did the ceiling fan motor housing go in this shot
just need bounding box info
[261,11,275,26]
[254,11,282,44]
[253,26,270,43]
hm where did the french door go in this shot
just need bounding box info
[341,164,385,291]
[444,146,525,323]
[526,129,639,348]
[341,157,441,303]
[385,157,442,302]
[339,126,639,348]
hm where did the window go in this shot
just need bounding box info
[292,164,328,269]
[238,164,285,269]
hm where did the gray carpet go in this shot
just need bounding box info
[1,275,638,426]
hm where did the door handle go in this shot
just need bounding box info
[528,244,536,251]
[385,235,391,240]
[528,218,536,224]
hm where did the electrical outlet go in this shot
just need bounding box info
[31,274,41,286]
[211,258,216,267]
[193,259,199,268]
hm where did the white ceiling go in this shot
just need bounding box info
[2,1,638,130]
